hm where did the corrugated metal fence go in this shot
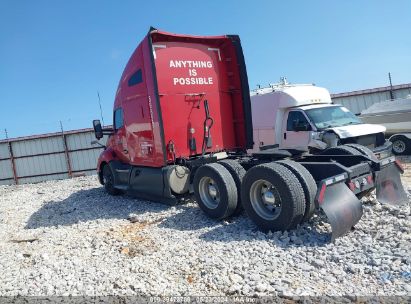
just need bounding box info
[0,128,108,186]
[331,83,411,114]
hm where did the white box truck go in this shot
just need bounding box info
[251,79,391,158]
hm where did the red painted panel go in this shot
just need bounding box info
[122,43,156,166]
[99,29,250,169]
[151,36,246,162]
[111,37,165,167]
[141,36,168,166]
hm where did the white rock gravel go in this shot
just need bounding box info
[0,175,410,297]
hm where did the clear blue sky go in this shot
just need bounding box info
[1,0,410,139]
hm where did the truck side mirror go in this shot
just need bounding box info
[93,119,103,139]
[293,121,311,132]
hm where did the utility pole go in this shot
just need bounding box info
[4,128,8,139]
[60,120,73,177]
[388,72,394,100]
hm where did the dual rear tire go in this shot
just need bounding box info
[240,162,307,232]
[321,143,378,161]
[218,159,246,215]
[193,163,238,220]
[193,160,316,232]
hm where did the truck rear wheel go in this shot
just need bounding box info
[390,135,410,155]
[344,143,378,161]
[218,159,246,215]
[276,160,317,223]
[321,145,360,156]
[193,163,238,220]
[102,165,121,196]
[241,163,305,232]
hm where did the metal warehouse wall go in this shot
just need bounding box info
[331,83,411,114]
[0,128,109,186]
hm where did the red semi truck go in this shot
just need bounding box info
[92,28,407,240]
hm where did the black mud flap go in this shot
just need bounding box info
[317,181,363,242]
[375,163,408,206]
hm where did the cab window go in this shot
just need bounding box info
[114,108,124,130]
[128,69,143,86]
[287,111,310,131]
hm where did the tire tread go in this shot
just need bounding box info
[102,164,121,196]
[193,163,238,220]
[344,143,378,161]
[276,160,317,222]
[322,145,360,156]
[390,136,410,155]
[218,159,246,215]
[241,163,306,232]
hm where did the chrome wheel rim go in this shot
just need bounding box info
[393,140,406,154]
[249,179,282,220]
[198,177,220,209]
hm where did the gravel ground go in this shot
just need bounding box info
[0,161,411,297]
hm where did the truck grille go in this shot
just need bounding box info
[341,132,385,148]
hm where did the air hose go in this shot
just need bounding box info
[202,100,214,156]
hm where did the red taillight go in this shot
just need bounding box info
[318,183,327,205]
[367,175,373,184]
[348,181,355,191]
